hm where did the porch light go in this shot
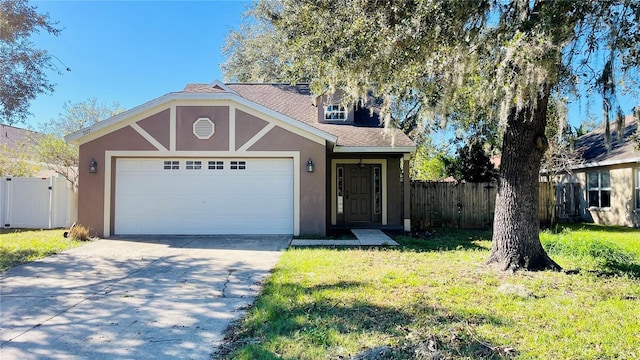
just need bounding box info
[89,159,97,174]
[306,158,314,173]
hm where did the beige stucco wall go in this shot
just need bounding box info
[577,164,640,227]
[137,109,170,149]
[77,103,328,237]
[249,126,327,235]
[176,106,229,151]
[78,126,157,236]
[235,110,269,150]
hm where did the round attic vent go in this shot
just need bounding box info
[193,117,215,139]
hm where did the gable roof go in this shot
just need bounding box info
[66,81,415,152]
[184,83,415,151]
[573,115,640,169]
[65,87,337,146]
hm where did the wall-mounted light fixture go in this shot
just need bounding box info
[358,158,365,168]
[89,159,97,174]
[306,158,314,173]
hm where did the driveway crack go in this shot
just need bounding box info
[221,269,236,298]
[1,239,203,347]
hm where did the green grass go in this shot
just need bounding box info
[541,223,640,276]
[221,225,640,359]
[0,229,87,272]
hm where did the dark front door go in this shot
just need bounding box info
[344,164,372,222]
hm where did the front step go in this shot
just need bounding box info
[290,229,398,247]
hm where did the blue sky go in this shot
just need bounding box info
[25,1,638,131]
[28,0,250,129]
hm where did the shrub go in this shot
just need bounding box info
[68,224,91,241]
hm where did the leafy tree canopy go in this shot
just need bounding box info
[445,141,497,183]
[237,0,640,271]
[33,98,123,189]
[1,0,63,125]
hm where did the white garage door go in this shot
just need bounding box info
[114,158,293,235]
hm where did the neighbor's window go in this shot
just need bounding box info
[324,104,346,121]
[587,171,611,208]
[635,168,640,209]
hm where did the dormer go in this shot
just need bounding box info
[315,91,355,124]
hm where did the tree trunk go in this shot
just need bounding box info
[487,92,561,271]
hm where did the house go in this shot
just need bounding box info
[556,115,640,227]
[0,124,57,177]
[64,81,416,237]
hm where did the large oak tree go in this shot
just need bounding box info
[244,0,639,271]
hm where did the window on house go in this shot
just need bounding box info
[373,166,381,215]
[230,161,246,170]
[337,166,344,215]
[587,171,611,208]
[208,161,224,170]
[163,161,179,170]
[186,160,202,170]
[635,169,640,210]
[324,104,346,121]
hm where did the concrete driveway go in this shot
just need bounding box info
[0,235,290,360]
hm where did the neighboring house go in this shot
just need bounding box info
[556,116,639,227]
[65,81,416,237]
[0,124,57,177]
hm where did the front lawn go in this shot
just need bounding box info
[221,225,640,359]
[0,229,86,272]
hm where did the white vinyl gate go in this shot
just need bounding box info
[0,177,76,229]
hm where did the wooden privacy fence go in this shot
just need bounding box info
[410,181,554,229]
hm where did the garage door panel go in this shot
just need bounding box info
[115,158,293,235]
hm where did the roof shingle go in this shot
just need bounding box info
[183,83,415,149]
[573,115,639,166]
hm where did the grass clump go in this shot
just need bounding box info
[220,225,640,359]
[541,224,640,276]
[0,229,86,272]
[68,224,92,241]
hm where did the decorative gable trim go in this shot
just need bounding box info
[208,80,237,94]
[65,92,337,146]
[130,123,168,151]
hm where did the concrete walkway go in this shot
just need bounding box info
[0,235,290,360]
[291,229,399,247]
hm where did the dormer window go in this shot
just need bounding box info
[324,104,346,121]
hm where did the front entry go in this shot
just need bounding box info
[339,163,383,224]
[345,164,372,222]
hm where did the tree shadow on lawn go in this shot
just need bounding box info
[580,262,640,279]
[0,248,43,273]
[220,279,514,359]
[386,228,492,253]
